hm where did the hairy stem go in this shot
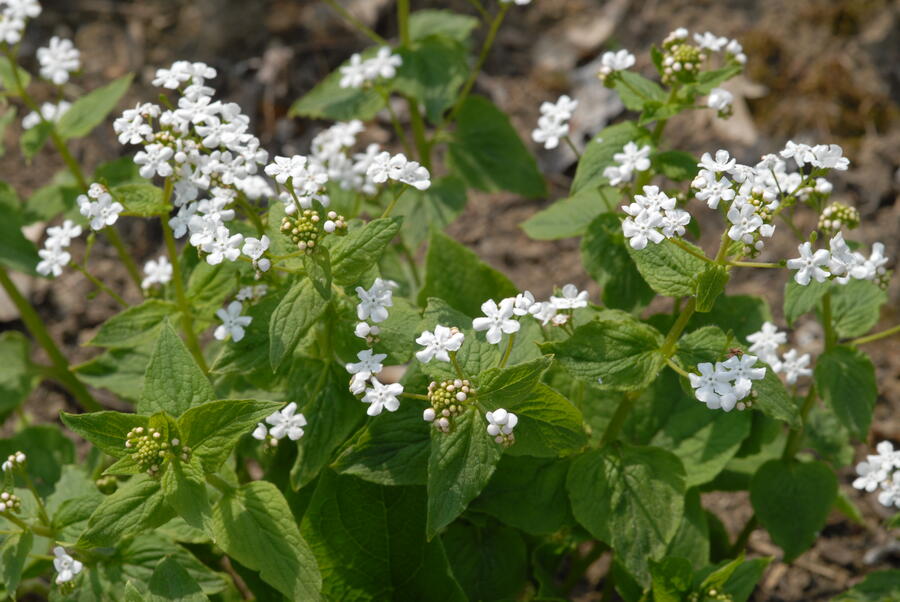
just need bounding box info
[498,332,516,369]
[850,323,900,346]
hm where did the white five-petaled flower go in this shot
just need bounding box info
[22,100,71,130]
[599,49,636,78]
[53,547,83,584]
[485,408,518,436]
[253,402,307,441]
[773,349,812,385]
[134,143,174,179]
[415,325,465,363]
[532,95,578,150]
[473,298,520,345]
[689,362,736,411]
[355,278,396,323]
[550,284,589,310]
[699,149,737,173]
[719,354,766,398]
[37,36,80,85]
[346,349,387,381]
[45,220,82,247]
[361,377,403,416]
[141,255,173,289]
[512,291,536,316]
[745,321,787,365]
[214,301,252,342]
[202,227,243,265]
[707,88,733,112]
[853,458,887,493]
[242,235,271,272]
[622,212,665,250]
[36,246,70,278]
[786,242,831,286]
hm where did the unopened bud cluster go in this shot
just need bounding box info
[661,39,704,85]
[125,428,191,476]
[423,379,474,433]
[280,209,347,254]
[0,492,22,514]
[818,202,859,236]
[687,588,733,602]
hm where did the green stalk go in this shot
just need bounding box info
[321,0,387,45]
[381,185,409,218]
[599,391,638,446]
[406,95,431,168]
[851,323,900,346]
[821,291,836,352]
[71,263,128,307]
[103,227,143,290]
[0,266,100,411]
[1,511,54,538]
[397,0,411,46]
[498,332,516,369]
[159,179,209,374]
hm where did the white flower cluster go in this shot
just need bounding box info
[485,408,518,445]
[689,354,766,412]
[339,46,402,89]
[141,255,172,289]
[416,325,465,363]
[252,402,307,443]
[621,185,690,250]
[787,233,888,287]
[532,95,578,150]
[37,36,79,85]
[366,150,432,191]
[265,153,328,214]
[604,141,650,187]
[53,546,83,585]
[0,0,40,45]
[471,285,590,345]
[310,121,378,196]
[853,441,900,508]
[77,183,124,232]
[22,100,70,130]
[214,300,252,342]
[1,450,25,471]
[745,321,812,385]
[657,28,744,86]
[597,49,636,83]
[236,283,267,302]
[36,220,80,278]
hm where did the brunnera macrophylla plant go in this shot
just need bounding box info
[0,0,898,599]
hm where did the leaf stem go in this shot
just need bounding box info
[449,351,467,382]
[406,95,431,168]
[71,262,128,307]
[1,511,53,538]
[498,332,516,369]
[563,135,581,159]
[670,238,713,263]
[381,185,408,218]
[234,193,265,235]
[599,391,638,447]
[664,357,690,378]
[850,323,900,346]
[382,90,414,156]
[0,266,100,411]
[660,298,696,358]
[728,260,781,269]
[397,0,411,46]
[321,0,387,45]
[401,392,430,401]
[821,291,836,352]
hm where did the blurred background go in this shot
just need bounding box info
[1,1,898,599]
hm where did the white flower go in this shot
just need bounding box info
[689,362,737,411]
[265,402,307,440]
[550,284,589,310]
[202,227,243,265]
[364,46,403,80]
[660,208,691,238]
[786,242,831,286]
[853,458,887,493]
[500,0,532,5]
[532,115,569,150]
[396,159,431,190]
[810,144,849,171]
[53,547,83,585]
[236,284,267,302]
[134,143,174,179]
[529,301,558,326]
[473,298,520,345]
[780,141,815,166]
[339,53,367,89]
[361,378,403,416]
[875,441,900,471]
[45,220,82,247]
[5,0,41,20]
[22,100,71,130]
[719,354,766,399]
[355,278,396,323]
[486,408,518,436]
[36,246,70,277]
[622,212,664,250]
[700,150,737,174]
[707,88,733,112]
[852,243,889,282]
[877,472,900,509]
[242,235,270,272]
[141,256,172,289]
[539,95,578,122]
[354,322,380,339]
[746,321,786,365]
[345,349,386,381]
[214,301,252,342]
[600,49,635,72]
[1,451,25,472]
[726,202,764,243]
[695,174,736,210]
[693,31,728,51]
[415,325,465,363]
[37,36,80,85]
[251,423,268,440]
[512,291,536,316]
[773,349,811,385]
[88,193,124,231]
[0,14,24,45]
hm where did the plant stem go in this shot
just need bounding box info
[729,515,757,557]
[397,0,411,46]
[563,541,608,594]
[159,179,209,374]
[401,392,430,401]
[406,95,431,168]
[600,391,638,446]
[321,0,387,45]
[850,323,900,346]
[449,351,467,382]
[465,0,490,20]
[1,512,54,538]
[664,357,690,378]
[660,298,696,357]
[383,92,414,156]
[563,135,581,159]
[71,263,128,307]
[670,238,713,263]
[821,291,836,352]
[206,473,236,495]
[729,260,781,268]
[21,470,50,526]
[103,226,143,290]
[0,267,100,411]
[396,240,421,289]
[234,193,265,235]
[381,185,408,218]
[498,333,516,369]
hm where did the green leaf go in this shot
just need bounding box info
[652,150,700,182]
[56,74,134,139]
[750,458,837,561]
[79,475,175,547]
[160,458,212,535]
[830,279,887,338]
[752,367,800,427]
[832,570,900,601]
[331,392,430,486]
[212,480,322,600]
[210,292,284,375]
[666,488,710,569]
[612,71,666,111]
[571,120,650,194]
[61,411,149,458]
[783,279,829,325]
[139,322,214,416]
[446,95,545,198]
[125,582,146,602]
[119,534,229,595]
[185,260,238,318]
[418,230,517,317]
[649,557,693,602]
[394,35,469,123]
[290,52,385,121]
[443,521,528,601]
[409,9,479,44]
[567,444,686,583]
[427,408,502,538]
[804,405,854,468]
[471,455,574,535]
[301,470,466,601]
[683,65,743,96]
[689,294,772,342]
[371,297,422,364]
[20,120,52,159]
[74,343,152,401]
[627,239,708,297]
[581,212,654,311]
[394,175,467,249]
[329,217,401,285]
[94,156,144,186]
[0,331,38,419]
[268,278,329,370]
[694,265,729,312]
[523,186,619,241]
[0,60,31,95]
[815,346,876,439]
[674,326,729,367]
[304,246,332,298]
[21,174,80,224]
[541,318,665,390]
[146,556,208,602]
[113,183,170,217]
[177,399,283,473]
[89,300,178,348]
[0,208,39,275]
[1,530,32,594]
[478,356,552,406]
